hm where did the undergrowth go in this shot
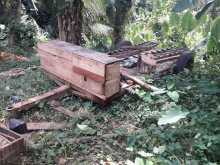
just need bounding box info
[0,53,220,164]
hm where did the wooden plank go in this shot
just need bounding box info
[105,63,121,81]
[73,66,105,83]
[157,55,180,63]
[44,71,107,101]
[72,54,106,77]
[105,79,121,98]
[141,54,157,66]
[26,122,68,131]
[0,133,16,142]
[38,40,121,98]
[0,127,24,161]
[120,70,161,92]
[44,71,122,105]
[0,135,11,146]
[8,85,70,112]
[40,50,106,96]
[38,40,120,64]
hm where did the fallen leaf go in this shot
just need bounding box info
[158,109,189,125]
[137,151,154,158]
[167,91,179,102]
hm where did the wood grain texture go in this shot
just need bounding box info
[104,79,121,97]
[38,40,120,64]
[26,122,69,130]
[39,49,105,95]
[73,66,105,83]
[120,70,161,92]
[8,85,70,112]
[38,40,121,99]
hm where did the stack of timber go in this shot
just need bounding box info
[139,48,191,73]
[108,41,158,59]
[37,40,121,101]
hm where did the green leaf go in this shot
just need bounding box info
[169,13,180,26]
[198,80,220,94]
[167,91,179,102]
[151,89,167,96]
[137,151,154,158]
[77,124,88,130]
[158,108,189,125]
[153,146,166,154]
[207,16,220,54]
[134,157,145,165]
[77,124,97,135]
[126,160,135,165]
[181,11,197,32]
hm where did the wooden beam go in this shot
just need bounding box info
[26,122,69,131]
[120,70,161,92]
[8,85,70,112]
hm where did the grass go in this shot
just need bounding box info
[0,52,220,165]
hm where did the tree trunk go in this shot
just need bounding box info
[0,1,5,18]
[57,0,83,45]
[107,0,132,48]
[8,0,22,47]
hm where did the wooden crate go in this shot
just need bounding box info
[139,48,188,73]
[37,40,121,100]
[0,127,24,161]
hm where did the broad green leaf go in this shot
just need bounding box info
[181,10,197,32]
[158,109,189,125]
[207,16,220,54]
[198,80,220,94]
[77,124,96,135]
[134,157,145,165]
[153,146,166,154]
[137,151,153,158]
[167,91,179,102]
[169,13,180,26]
[126,160,135,165]
[151,90,167,96]
[77,124,88,130]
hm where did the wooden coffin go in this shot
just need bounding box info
[37,40,121,99]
